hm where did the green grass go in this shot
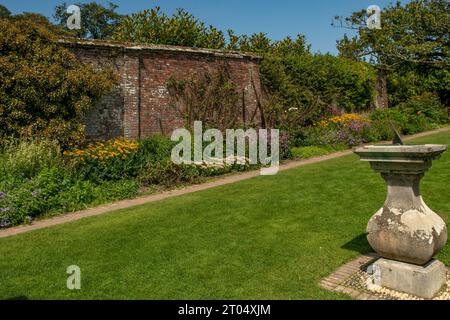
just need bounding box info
[0,131,449,300]
[291,144,348,159]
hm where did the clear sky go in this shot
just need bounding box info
[0,0,410,54]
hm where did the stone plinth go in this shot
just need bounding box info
[372,259,447,299]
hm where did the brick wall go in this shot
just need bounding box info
[61,39,263,141]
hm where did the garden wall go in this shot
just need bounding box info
[60,39,263,141]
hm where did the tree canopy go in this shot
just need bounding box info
[335,0,449,105]
[0,4,11,18]
[54,1,123,39]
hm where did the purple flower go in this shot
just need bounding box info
[331,129,363,147]
[0,207,11,213]
[347,120,370,133]
[32,189,42,197]
[0,192,5,200]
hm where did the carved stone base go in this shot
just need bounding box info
[367,172,447,265]
[372,258,447,299]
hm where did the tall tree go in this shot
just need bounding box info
[334,0,449,105]
[54,1,123,39]
[0,4,11,18]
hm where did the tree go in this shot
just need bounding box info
[334,0,449,105]
[0,18,117,147]
[54,1,123,39]
[0,4,11,18]
[10,12,69,36]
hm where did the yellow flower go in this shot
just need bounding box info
[64,138,138,162]
[317,113,369,128]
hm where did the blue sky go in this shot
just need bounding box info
[1,0,409,54]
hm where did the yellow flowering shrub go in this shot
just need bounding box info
[0,18,117,148]
[63,138,141,181]
[64,139,139,162]
[318,113,370,128]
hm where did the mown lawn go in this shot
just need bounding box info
[0,131,449,300]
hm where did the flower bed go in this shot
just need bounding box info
[0,137,256,228]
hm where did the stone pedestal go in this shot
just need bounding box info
[366,164,447,265]
[372,259,446,299]
[355,144,448,299]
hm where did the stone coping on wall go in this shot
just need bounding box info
[58,37,262,61]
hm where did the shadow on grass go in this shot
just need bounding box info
[342,233,372,254]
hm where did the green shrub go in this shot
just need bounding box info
[0,167,71,225]
[401,114,434,135]
[369,94,447,136]
[398,93,448,125]
[0,165,139,227]
[136,134,175,163]
[370,108,408,128]
[0,18,117,147]
[293,121,369,148]
[65,138,140,182]
[0,140,62,179]
[54,179,139,213]
[293,126,333,147]
[140,159,203,187]
[365,120,395,142]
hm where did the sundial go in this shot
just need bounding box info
[354,126,448,298]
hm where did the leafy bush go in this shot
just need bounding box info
[370,93,447,135]
[398,93,448,125]
[278,131,292,159]
[64,135,179,183]
[0,140,62,179]
[369,104,435,135]
[293,126,335,147]
[369,108,408,128]
[0,166,139,227]
[140,159,202,187]
[364,120,395,142]
[0,18,117,147]
[137,134,175,163]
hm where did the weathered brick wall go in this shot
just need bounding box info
[61,39,263,140]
